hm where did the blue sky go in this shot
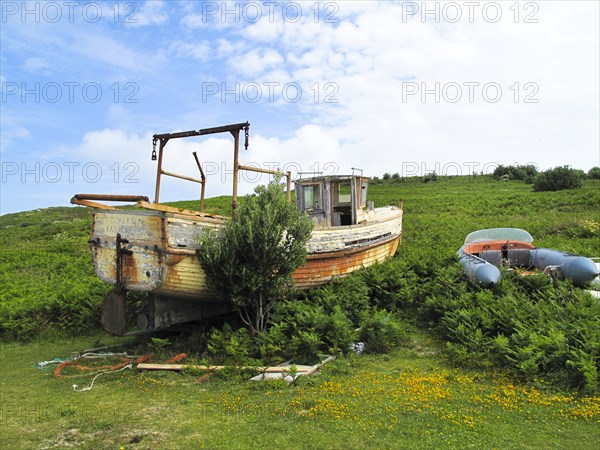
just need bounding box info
[1,1,599,214]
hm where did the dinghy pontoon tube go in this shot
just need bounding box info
[458,228,598,288]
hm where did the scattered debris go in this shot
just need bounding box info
[43,352,152,391]
[36,352,135,370]
[134,354,153,364]
[349,342,365,355]
[136,355,335,383]
[249,355,336,384]
[43,347,335,390]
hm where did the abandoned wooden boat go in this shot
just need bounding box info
[71,122,403,334]
[458,228,598,287]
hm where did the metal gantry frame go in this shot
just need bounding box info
[72,122,291,217]
[152,122,291,218]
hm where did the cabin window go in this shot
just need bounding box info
[360,181,368,207]
[337,182,352,204]
[303,184,321,211]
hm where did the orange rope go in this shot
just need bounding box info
[165,353,187,363]
[54,355,153,378]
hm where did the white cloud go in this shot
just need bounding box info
[129,1,169,27]
[0,122,31,152]
[170,41,211,61]
[228,48,285,77]
[22,57,52,75]
[71,33,156,73]
[180,13,206,29]
[236,1,598,173]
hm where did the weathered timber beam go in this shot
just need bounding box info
[136,363,310,373]
[153,122,250,140]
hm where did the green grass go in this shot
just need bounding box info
[1,331,598,449]
[1,175,599,448]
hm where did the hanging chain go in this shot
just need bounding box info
[151,138,157,161]
[244,125,249,150]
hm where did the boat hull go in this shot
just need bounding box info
[294,234,400,289]
[88,206,402,299]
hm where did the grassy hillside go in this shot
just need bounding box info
[1,176,599,448]
[1,177,598,339]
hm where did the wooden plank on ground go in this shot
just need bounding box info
[137,363,311,373]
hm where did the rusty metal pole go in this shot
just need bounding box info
[200,181,206,212]
[286,171,291,202]
[232,130,240,219]
[192,152,206,212]
[154,139,166,204]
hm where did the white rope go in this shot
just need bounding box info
[37,358,68,369]
[72,363,133,392]
[79,352,132,359]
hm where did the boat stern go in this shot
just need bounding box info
[90,209,165,291]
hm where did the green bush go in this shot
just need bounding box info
[587,166,600,180]
[533,166,584,191]
[198,177,313,334]
[419,265,600,392]
[323,305,357,355]
[207,324,256,365]
[493,164,538,183]
[358,309,408,354]
[310,275,371,325]
[422,171,438,183]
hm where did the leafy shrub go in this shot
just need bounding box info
[422,171,438,183]
[207,324,255,364]
[419,265,600,392]
[198,177,313,334]
[323,305,357,355]
[587,166,600,180]
[310,274,371,325]
[288,330,323,362]
[533,166,584,192]
[493,164,538,183]
[358,309,408,354]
